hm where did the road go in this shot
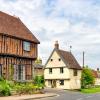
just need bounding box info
[34,88,100,100]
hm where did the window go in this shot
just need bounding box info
[73,70,77,76]
[50,59,53,61]
[0,64,2,77]
[13,65,25,81]
[59,58,61,61]
[23,41,31,51]
[18,65,25,81]
[48,80,52,86]
[49,68,52,74]
[60,68,64,73]
[59,80,64,85]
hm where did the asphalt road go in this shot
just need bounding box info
[34,88,100,100]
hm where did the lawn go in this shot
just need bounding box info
[81,87,100,93]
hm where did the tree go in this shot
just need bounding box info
[35,57,42,64]
[81,66,95,88]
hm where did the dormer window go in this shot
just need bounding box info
[23,41,30,51]
[51,59,53,61]
[59,58,61,61]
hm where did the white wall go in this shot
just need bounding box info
[46,51,66,68]
[45,80,70,89]
[44,68,70,79]
[69,69,82,89]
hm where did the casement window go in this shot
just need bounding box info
[13,65,25,81]
[0,64,2,77]
[60,68,64,73]
[23,41,31,51]
[49,68,52,74]
[73,70,78,76]
[59,80,64,85]
[13,65,18,80]
[18,65,25,81]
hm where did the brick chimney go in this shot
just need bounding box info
[54,41,59,49]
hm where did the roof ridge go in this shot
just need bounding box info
[0,11,19,19]
[58,49,70,53]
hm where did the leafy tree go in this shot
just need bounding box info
[81,66,95,88]
[35,57,42,64]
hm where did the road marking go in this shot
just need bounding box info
[76,95,93,100]
[86,95,93,98]
[76,98,83,100]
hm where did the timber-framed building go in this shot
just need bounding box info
[0,11,40,81]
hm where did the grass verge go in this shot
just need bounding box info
[81,87,100,93]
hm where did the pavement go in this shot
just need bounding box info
[0,93,57,100]
[0,88,100,100]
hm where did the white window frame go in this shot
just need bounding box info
[23,41,31,51]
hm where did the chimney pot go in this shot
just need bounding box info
[54,41,59,49]
[97,68,99,72]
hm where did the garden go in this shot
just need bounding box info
[0,75,44,96]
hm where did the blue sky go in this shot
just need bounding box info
[0,0,100,69]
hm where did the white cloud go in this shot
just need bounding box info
[0,0,100,69]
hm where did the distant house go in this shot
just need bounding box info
[44,41,82,89]
[92,68,100,86]
[33,64,44,77]
[0,11,40,81]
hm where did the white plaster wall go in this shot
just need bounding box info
[95,78,100,85]
[69,69,82,89]
[46,51,66,68]
[44,68,70,79]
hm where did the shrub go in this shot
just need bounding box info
[34,75,44,88]
[13,82,42,95]
[0,77,11,96]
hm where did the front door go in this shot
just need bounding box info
[52,80,56,88]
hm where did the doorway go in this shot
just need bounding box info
[52,80,56,88]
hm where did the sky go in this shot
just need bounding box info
[0,0,100,69]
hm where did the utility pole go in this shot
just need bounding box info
[83,51,85,68]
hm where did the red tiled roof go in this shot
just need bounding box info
[57,49,82,70]
[92,70,100,78]
[0,11,40,43]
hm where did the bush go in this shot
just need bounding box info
[0,78,44,96]
[34,75,44,88]
[0,77,11,96]
[13,82,42,95]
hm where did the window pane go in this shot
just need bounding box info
[59,80,64,85]
[60,68,64,73]
[73,70,77,76]
[23,41,30,51]
[49,68,52,74]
